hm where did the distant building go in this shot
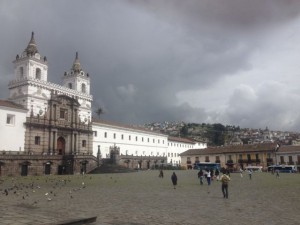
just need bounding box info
[180,143,300,172]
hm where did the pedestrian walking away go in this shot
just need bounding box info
[220,171,231,198]
[239,168,243,178]
[198,169,204,185]
[215,169,220,181]
[159,169,164,178]
[206,170,211,185]
[171,172,177,189]
[275,169,280,178]
[248,169,252,180]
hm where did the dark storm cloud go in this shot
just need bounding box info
[1,0,300,131]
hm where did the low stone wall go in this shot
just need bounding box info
[0,153,98,176]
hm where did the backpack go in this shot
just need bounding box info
[221,175,230,184]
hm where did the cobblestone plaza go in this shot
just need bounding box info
[1,171,300,225]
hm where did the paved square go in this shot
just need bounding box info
[1,170,300,225]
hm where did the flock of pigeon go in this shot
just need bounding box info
[0,175,92,206]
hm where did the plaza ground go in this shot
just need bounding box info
[0,170,300,225]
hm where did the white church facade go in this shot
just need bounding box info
[0,33,205,176]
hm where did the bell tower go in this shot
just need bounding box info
[63,52,90,95]
[9,32,49,116]
[13,32,48,82]
[62,52,92,124]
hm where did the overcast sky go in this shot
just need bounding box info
[1,0,300,131]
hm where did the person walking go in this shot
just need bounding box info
[248,169,252,180]
[159,169,164,178]
[275,169,280,178]
[206,169,211,185]
[220,171,231,198]
[171,172,177,189]
[215,169,220,181]
[239,168,243,178]
[198,169,204,185]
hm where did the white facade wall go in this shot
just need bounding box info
[92,123,168,159]
[167,141,207,166]
[167,141,194,166]
[0,106,27,151]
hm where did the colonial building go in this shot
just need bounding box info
[167,136,206,166]
[0,32,206,176]
[92,119,169,169]
[180,143,300,172]
[0,32,97,176]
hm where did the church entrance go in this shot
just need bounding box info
[57,137,66,155]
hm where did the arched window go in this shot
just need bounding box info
[68,83,72,89]
[81,83,86,93]
[19,67,24,78]
[35,68,41,80]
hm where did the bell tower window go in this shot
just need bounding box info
[36,68,41,80]
[19,67,24,78]
[81,83,86,93]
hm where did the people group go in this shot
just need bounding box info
[196,168,231,198]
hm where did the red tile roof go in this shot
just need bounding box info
[0,100,26,110]
[180,143,277,156]
[92,118,167,136]
[168,136,195,144]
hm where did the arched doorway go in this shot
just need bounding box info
[45,161,52,175]
[57,137,66,155]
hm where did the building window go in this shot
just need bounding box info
[142,137,144,142]
[104,132,107,138]
[6,114,15,125]
[205,156,210,162]
[121,134,124,140]
[239,154,243,160]
[148,138,149,142]
[35,136,41,145]
[113,133,116,139]
[187,157,191,164]
[247,154,251,161]
[289,156,293,164]
[68,83,72,89]
[153,139,155,143]
[195,157,199,163]
[280,156,284,164]
[136,136,138,141]
[81,83,86,93]
[36,68,41,80]
[93,131,97,137]
[216,156,220,162]
[19,67,24,77]
[158,139,160,144]
[82,140,86,147]
[129,135,131,141]
[60,109,67,119]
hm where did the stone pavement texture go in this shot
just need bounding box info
[0,170,300,225]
